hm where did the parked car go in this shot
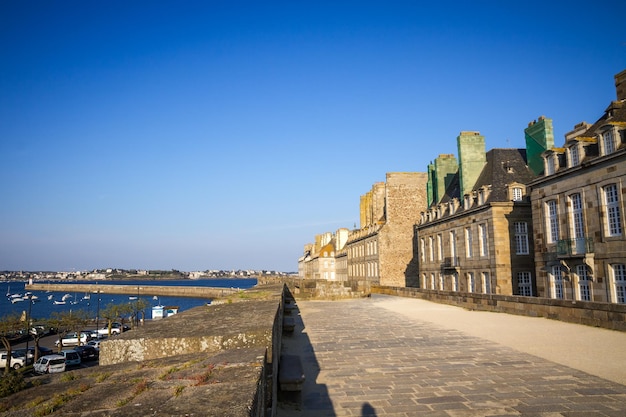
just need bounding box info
[0,351,27,370]
[73,345,99,361]
[87,340,101,349]
[96,322,130,336]
[54,332,90,347]
[60,350,81,367]
[33,355,66,374]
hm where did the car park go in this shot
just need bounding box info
[0,351,27,370]
[95,322,130,336]
[33,355,66,374]
[54,332,91,347]
[73,345,99,361]
[87,340,101,349]
[60,350,81,367]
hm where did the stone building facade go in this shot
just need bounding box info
[346,172,428,287]
[416,129,549,295]
[298,228,349,281]
[528,69,626,303]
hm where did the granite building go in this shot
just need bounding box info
[528,69,626,303]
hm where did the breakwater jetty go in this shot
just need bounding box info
[25,282,240,299]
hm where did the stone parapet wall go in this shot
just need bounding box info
[373,285,626,331]
[259,277,371,300]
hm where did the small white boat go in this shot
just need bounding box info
[129,296,138,300]
[82,293,91,300]
[61,293,72,301]
[47,294,54,300]
[53,300,66,305]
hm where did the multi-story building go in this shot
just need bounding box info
[528,69,626,303]
[298,228,350,280]
[416,127,551,295]
[346,172,428,287]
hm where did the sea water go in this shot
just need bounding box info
[0,278,257,321]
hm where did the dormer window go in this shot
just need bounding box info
[478,189,485,205]
[512,186,523,201]
[602,129,615,155]
[449,201,456,215]
[464,195,471,210]
[568,143,580,167]
[546,155,556,175]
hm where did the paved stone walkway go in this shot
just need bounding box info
[277,294,626,417]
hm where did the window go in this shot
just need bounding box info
[465,227,473,258]
[576,264,591,301]
[612,264,626,304]
[514,222,529,255]
[467,272,475,293]
[518,272,533,296]
[478,189,485,205]
[604,184,623,237]
[546,200,560,243]
[428,236,434,262]
[430,273,435,290]
[449,230,457,259]
[437,234,443,261]
[603,129,615,154]
[546,156,555,175]
[482,272,491,294]
[479,223,488,256]
[550,266,564,299]
[439,273,444,290]
[452,273,459,292]
[570,193,585,239]
[569,145,580,167]
[512,187,523,201]
[420,238,425,262]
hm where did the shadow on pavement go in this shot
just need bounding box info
[277,288,335,417]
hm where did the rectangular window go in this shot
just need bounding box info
[551,266,564,299]
[576,264,591,301]
[546,200,560,243]
[467,272,475,293]
[514,222,529,255]
[482,272,491,294]
[437,234,443,261]
[570,145,580,167]
[426,238,433,262]
[430,273,435,290]
[603,130,615,154]
[439,273,444,291]
[546,156,555,175]
[479,223,488,256]
[465,227,473,258]
[613,264,626,304]
[449,231,457,259]
[512,187,523,201]
[570,193,585,239]
[452,273,459,292]
[420,238,425,262]
[518,272,533,296]
[604,184,623,237]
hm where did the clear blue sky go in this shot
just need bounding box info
[1,1,624,273]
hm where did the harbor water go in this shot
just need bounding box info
[1,278,257,321]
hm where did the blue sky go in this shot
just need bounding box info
[1,1,624,272]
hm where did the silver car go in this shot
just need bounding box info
[33,355,66,374]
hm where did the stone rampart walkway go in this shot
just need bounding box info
[278,294,626,417]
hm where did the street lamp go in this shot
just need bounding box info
[25,294,33,364]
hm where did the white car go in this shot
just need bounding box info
[33,355,66,374]
[0,351,26,370]
[54,332,90,347]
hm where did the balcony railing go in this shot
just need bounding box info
[556,238,594,257]
[441,257,460,269]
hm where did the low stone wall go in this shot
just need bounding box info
[259,277,371,300]
[98,283,286,417]
[373,285,626,331]
[26,282,238,298]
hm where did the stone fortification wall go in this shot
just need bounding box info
[26,282,238,298]
[373,285,626,331]
[259,277,371,300]
[98,283,285,416]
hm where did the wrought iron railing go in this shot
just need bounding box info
[442,257,460,268]
[556,237,594,257]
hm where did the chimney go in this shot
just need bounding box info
[615,69,626,101]
[457,132,486,197]
[525,116,554,175]
[433,154,458,204]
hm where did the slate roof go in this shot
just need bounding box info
[434,148,535,206]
